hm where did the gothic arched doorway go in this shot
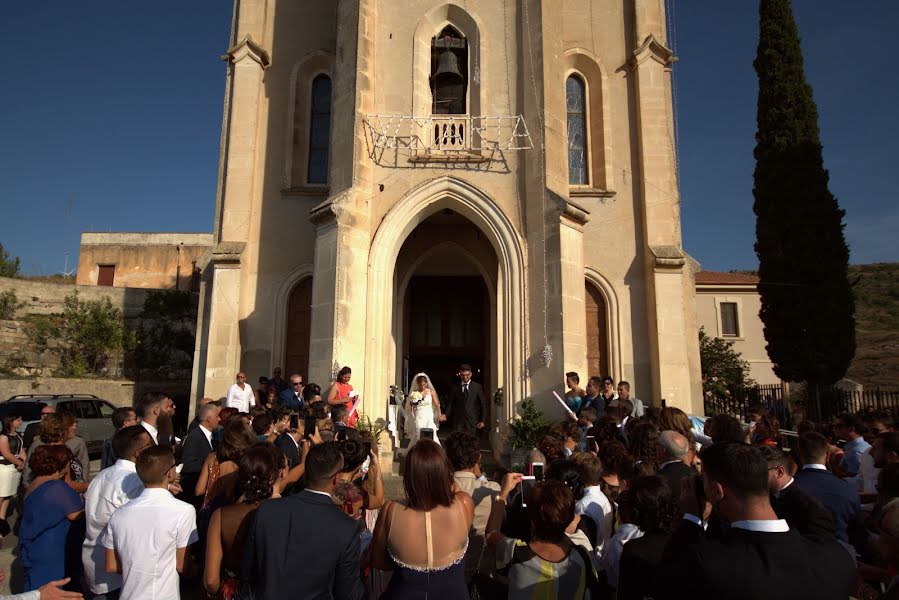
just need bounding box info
[284,277,312,378]
[394,211,497,424]
[585,281,610,378]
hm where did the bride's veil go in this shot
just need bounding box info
[407,372,435,397]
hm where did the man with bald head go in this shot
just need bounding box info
[657,429,697,493]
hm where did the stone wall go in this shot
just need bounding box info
[0,276,153,319]
[0,278,196,407]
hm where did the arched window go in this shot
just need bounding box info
[430,26,468,115]
[566,75,588,185]
[307,75,332,185]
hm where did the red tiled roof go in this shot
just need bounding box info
[695,271,760,285]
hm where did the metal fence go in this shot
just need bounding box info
[704,385,899,429]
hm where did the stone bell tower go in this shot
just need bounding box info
[191,0,702,428]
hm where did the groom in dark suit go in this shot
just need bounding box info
[446,363,487,435]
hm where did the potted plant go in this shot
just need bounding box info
[357,412,390,453]
[507,399,549,471]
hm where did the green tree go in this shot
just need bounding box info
[26,292,136,377]
[699,327,755,399]
[0,243,20,278]
[752,0,855,393]
[0,290,24,320]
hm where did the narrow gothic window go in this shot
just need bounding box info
[566,75,588,185]
[307,74,331,184]
[430,26,467,115]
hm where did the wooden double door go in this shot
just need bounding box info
[405,276,490,408]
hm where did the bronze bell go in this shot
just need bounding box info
[433,49,463,82]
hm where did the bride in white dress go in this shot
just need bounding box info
[404,373,445,446]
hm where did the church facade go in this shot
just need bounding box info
[191,0,703,428]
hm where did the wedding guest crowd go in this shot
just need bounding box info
[0,363,895,600]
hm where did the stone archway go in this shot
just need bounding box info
[363,176,527,426]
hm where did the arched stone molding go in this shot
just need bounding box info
[271,263,314,374]
[395,241,499,395]
[412,4,484,118]
[563,48,614,193]
[283,50,334,190]
[365,176,527,427]
[585,267,623,382]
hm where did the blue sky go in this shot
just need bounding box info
[2,1,897,275]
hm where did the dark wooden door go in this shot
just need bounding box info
[407,276,488,408]
[284,278,312,378]
[585,282,610,378]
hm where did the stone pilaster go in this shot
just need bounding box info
[308,0,376,413]
[631,5,701,413]
[199,21,270,402]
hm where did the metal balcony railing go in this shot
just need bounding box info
[363,114,533,158]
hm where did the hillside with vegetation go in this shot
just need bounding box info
[846,263,899,388]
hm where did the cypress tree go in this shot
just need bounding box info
[752,0,855,398]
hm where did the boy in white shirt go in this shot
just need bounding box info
[102,445,198,600]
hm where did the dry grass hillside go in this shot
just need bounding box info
[846,263,899,389]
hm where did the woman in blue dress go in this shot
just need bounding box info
[565,372,586,414]
[19,444,84,592]
[371,440,474,599]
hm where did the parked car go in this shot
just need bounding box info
[0,394,118,456]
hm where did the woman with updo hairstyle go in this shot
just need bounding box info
[19,444,84,592]
[333,429,385,522]
[371,440,474,599]
[204,443,283,599]
[617,475,681,600]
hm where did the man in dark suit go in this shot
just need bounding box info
[794,432,861,544]
[279,373,305,410]
[759,445,836,541]
[657,430,697,494]
[657,443,854,600]
[179,403,220,506]
[446,364,487,435]
[277,427,304,470]
[242,442,363,599]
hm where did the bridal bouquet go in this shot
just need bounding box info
[408,391,424,406]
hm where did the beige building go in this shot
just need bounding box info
[76,232,211,291]
[694,271,779,386]
[191,0,704,433]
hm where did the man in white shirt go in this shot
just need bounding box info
[83,425,152,599]
[136,392,176,445]
[571,452,614,553]
[102,446,198,600]
[615,381,645,418]
[444,431,501,581]
[225,372,255,413]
